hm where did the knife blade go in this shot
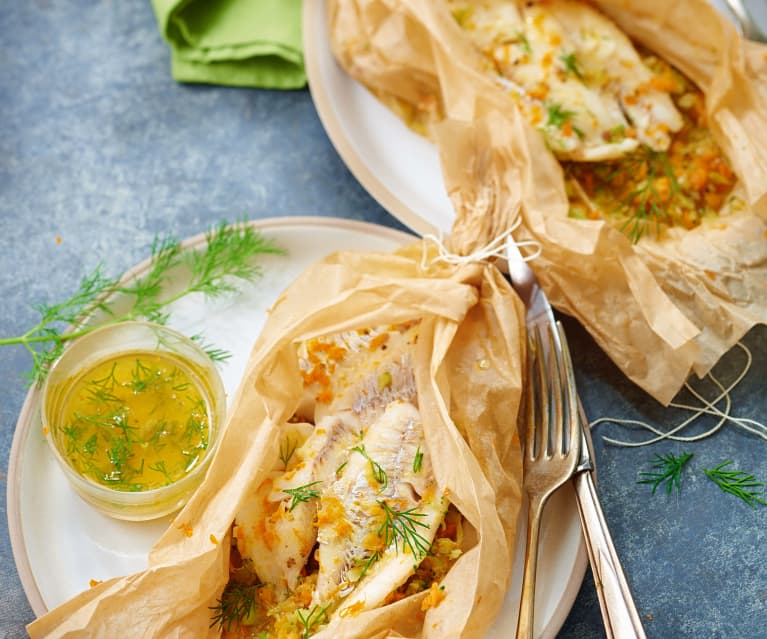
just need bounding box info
[505,235,647,639]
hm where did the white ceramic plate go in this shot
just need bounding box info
[303,2,452,237]
[8,217,585,637]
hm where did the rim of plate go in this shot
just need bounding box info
[6,216,417,618]
[302,2,441,238]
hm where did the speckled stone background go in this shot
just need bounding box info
[1,2,767,638]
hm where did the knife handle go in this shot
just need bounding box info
[573,468,647,639]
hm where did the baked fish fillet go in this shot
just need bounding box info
[542,0,683,151]
[298,322,419,425]
[235,323,421,597]
[447,0,683,160]
[314,400,445,614]
[234,414,361,596]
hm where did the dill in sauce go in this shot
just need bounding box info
[53,351,211,492]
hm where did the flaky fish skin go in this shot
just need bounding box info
[447,0,683,160]
[299,323,419,426]
[234,413,361,596]
[518,2,636,158]
[542,0,683,151]
[235,324,422,600]
[313,400,443,612]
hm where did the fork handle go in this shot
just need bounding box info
[573,469,647,639]
[515,492,547,639]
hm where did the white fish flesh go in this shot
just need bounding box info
[234,322,434,610]
[447,0,683,160]
[234,413,361,596]
[314,400,445,614]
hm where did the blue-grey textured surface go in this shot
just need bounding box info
[1,2,766,638]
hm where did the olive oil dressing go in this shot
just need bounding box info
[54,351,211,492]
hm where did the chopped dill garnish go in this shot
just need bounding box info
[352,444,388,490]
[148,460,174,484]
[606,124,626,143]
[618,148,681,243]
[128,358,153,393]
[560,51,584,79]
[546,102,576,128]
[413,445,424,473]
[82,434,98,457]
[86,361,118,390]
[296,603,330,639]
[283,481,323,511]
[105,436,132,478]
[637,451,693,494]
[85,384,121,405]
[335,460,348,476]
[279,435,298,470]
[377,500,431,560]
[209,582,262,632]
[353,550,382,580]
[703,461,767,508]
[514,29,532,54]
[0,220,284,386]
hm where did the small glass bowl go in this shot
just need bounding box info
[41,321,226,521]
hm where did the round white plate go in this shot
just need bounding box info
[8,216,585,637]
[303,2,452,237]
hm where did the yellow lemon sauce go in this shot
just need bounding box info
[52,351,211,492]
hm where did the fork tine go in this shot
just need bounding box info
[525,329,538,461]
[544,323,566,457]
[555,322,581,456]
[531,325,549,459]
[523,344,538,459]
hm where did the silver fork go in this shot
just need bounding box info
[506,236,647,639]
[516,321,581,639]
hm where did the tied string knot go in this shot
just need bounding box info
[420,217,542,269]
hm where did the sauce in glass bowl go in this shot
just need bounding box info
[42,321,226,520]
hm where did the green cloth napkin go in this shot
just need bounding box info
[151,0,305,89]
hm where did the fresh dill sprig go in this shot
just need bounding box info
[283,481,323,511]
[545,102,576,128]
[703,461,767,509]
[119,234,183,323]
[148,460,174,484]
[296,603,330,639]
[377,500,431,560]
[189,333,232,364]
[0,220,284,386]
[183,221,278,299]
[560,51,584,80]
[413,445,424,473]
[335,460,348,476]
[637,451,693,495]
[209,582,262,632]
[279,436,298,470]
[12,266,121,385]
[514,29,532,54]
[352,444,388,490]
[353,550,382,580]
[617,147,681,243]
[128,358,153,393]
